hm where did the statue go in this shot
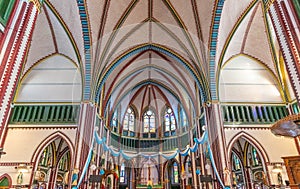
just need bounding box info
[277,172,283,186]
[223,167,231,186]
[17,172,23,185]
[71,169,79,187]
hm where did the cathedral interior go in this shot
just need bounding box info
[0,0,300,188]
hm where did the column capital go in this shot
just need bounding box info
[263,0,275,10]
[28,0,44,12]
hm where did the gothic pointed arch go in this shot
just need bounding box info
[0,174,12,189]
[31,131,74,163]
[30,132,74,188]
[227,132,271,188]
[227,131,270,163]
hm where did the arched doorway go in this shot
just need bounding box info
[164,159,181,189]
[138,158,159,188]
[230,137,268,189]
[31,134,73,189]
[183,156,193,188]
[119,161,135,189]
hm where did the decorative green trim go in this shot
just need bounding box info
[0,177,9,186]
[109,130,190,152]
[292,102,300,114]
[222,104,289,124]
[292,0,300,20]
[0,0,15,26]
[10,105,80,124]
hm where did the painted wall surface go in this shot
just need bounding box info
[0,127,77,187]
[1,127,77,162]
[225,127,298,162]
[225,127,298,186]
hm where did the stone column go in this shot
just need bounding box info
[268,0,300,104]
[0,0,43,147]
[205,102,229,188]
[74,102,97,188]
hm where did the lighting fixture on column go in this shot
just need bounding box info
[272,164,283,173]
[16,164,29,173]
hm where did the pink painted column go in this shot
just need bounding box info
[268,0,300,104]
[73,103,97,188]
[0,0,42,147]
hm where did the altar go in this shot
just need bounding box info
[136,184,163,189]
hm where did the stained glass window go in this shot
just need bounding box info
[58,151,70,171]
[232,153,241,170]
[120,163,125,183]
[143,110,155,133]
[164,107,176,131]
[123,107,135,131]
[181,109,187,127]
[173,162,179,183]
[252,148,260,166]
[39,146,52,167]
[112,111,118,127]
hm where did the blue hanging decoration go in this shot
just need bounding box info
[140,153,159,159]
[103,143,110,151]
[190,143,198,152]
[196,169,201,175]
[194,131,208,144]
[161,150,178,160]
[120,150,139,160]
[94,131,106,144]
[109,148,120,157]
[179,147,190,156]
[99,169,105,175]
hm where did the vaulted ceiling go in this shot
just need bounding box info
[15,0,293,116]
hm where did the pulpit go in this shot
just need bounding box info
[271,114,300,188]
[282,156,300,189]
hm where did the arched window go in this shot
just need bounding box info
[123,107,135,131]
[58,151,70,171]
[111,111,118,133]
[232,153,241,171]
[251,147,261,166]
[39,146,52,167]
[120,163,125,183]
[123,107,135,137]
[181,109,187,127]
[164,107,176,137]
[143,110,155,133]
[164,107,176,131]
[179,107,188,133]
